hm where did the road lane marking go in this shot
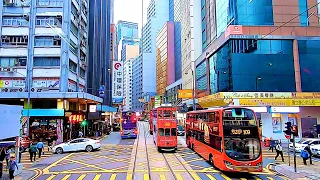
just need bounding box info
[46,175,56,180]
[110,174,117,180]
[77,174,86,180]
[255,177,262,180]
[93,174,101,180]
[240,178,246,180]
[61,174,71,180]
[267,177,274,180]
[43,153,74,174]
[160,174,166,180]
[143,174,150,180]
[126,173,133,180]
[190,172,201,180]
[221,174,231,180]
[175,173,183,180]
[206,174,216,180]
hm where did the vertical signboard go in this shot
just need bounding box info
[112,61,123,103]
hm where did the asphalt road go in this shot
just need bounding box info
[20,122,288,180]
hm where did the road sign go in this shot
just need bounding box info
[285,134,290,139]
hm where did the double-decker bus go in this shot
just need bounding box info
[186,107,262,172]
[152,106,177,152]
[120,111,138,139]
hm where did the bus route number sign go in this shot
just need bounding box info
[231,129,250,135]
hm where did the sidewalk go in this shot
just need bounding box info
[269,156,320,180]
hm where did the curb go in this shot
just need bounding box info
[267,163,291,180]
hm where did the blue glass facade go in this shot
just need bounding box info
[298,0,308,26]
[174,22,182,81]
[117,21,139,43]
[169,0,174,21]
[298,40,320,92]
[196,39,297,93]
[215,0,274,37]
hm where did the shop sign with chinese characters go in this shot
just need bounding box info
[239,99,320,106]
[112,61,123,99]
[69,114,84,123]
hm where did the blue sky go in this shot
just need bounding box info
[114,0,149,36]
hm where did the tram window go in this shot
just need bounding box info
[158,110,162,118]
[159,128,164,136]
[165,128,170,136]
[171,128,177,136]
[215,112,220,123]
[203,113,208,122]
[163,110,171,118]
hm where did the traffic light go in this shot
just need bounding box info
[283,122,292,135]
[81,120,87,126]
[291,125,298,136]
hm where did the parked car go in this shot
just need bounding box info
[52,138,101,154]
[177,125,185,136]
[289,139,320,152]
[311,144,320,156]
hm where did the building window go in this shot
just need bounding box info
[34,57,60,66]
[70,22,78,36]
[0,57,27,67]
[71,3,78,16]
[37,0,63,7]
[1,36,28,46]
[35,36,61,47]
[80,68,85,78]
[36,16,61,26]
[70,40,78,54]
[69,60,77,72]
[2,16,28,26]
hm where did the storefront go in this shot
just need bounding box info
[65,111,85,139]
[198,92,320,140]
[22,109,65,143]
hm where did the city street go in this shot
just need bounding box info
[15,122,289,180]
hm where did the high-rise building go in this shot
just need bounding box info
[156,22,175,95]
[117,21,139,44]
[132,0,169,111]
[181,0,202,91]
[0,0,108,140]
[195,0,320,139]
[88,0,112,105]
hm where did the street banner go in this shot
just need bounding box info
[112,61,123,103]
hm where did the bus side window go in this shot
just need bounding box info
[165,128,170,136]
[204,113,208,122]
[208,113,215,122]
[159,128,164,136]
[215,112,220,123]
[158,110,162,118]
[171,128,176,136]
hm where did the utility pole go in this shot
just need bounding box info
[26,0,36,136]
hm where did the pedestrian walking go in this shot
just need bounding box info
[5,147,12,169]
[303,143,313,165]
[8,156,18,180]
[79,131,83,138]
[0,147,6,179]
[36,140,44,158]
[275,142,284,162]
[29,143,37,162]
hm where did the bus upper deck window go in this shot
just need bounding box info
[171,128,177,136]
[159,128,164,136]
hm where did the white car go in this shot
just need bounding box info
[52,138,101,154]
[311,144,320,156]
[289,139,320,152]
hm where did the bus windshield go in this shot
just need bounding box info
[222,108,257,126]
[224,138,261,161]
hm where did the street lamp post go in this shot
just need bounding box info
[256,76,262,91]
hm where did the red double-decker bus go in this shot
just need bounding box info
[186,107,262,172]
[152,106,177,152]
